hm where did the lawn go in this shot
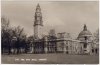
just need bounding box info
[1,53,99,64]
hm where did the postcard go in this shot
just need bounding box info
[1,0,99,64]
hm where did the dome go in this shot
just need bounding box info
[78,24,92,39]
[78,30,92,38]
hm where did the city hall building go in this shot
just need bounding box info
[30,4,98,55]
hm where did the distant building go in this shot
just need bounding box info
[31,4,98,55]
[77,24,94,54]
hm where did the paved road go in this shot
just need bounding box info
[1,53,99,64]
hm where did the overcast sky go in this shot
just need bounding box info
[1,1,99,39]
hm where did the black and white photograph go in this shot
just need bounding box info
[1,0,99,64]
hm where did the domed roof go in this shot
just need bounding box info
[78,30,92,38]
[78,24,92,38]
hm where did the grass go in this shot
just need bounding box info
[1,53,99,64]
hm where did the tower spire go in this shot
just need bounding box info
[34,3,43,26]
[36,3,41,12]
[83,24,87,31]
[37,3,40,7]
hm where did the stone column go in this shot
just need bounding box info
[68,40,71,54]
[44,36,48,53]
[64,40,66,54]
[30,41,34,53]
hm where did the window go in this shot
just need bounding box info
[84,44,87,48]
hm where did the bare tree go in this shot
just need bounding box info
[12,26,27,54]
[1,16,27,54]
[94,29,99,44]
[1,17,12,54]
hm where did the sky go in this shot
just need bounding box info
[1,1,99,39]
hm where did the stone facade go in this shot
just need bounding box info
[32,4,99,55]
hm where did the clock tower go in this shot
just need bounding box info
[34,4,43,39]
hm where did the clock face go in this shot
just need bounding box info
[37,13,40,16]
[36,12,42,16]
[36,9,40,12]
[37,17,40,20]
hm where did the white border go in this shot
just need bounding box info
[0,0,99,65]
[1,0,99,1]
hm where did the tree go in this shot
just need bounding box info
[1,17,12,54]
[27,36,35,51]
[12,26,27,54]
[49,29,56,37]
[94,29,99,44]
[1,16,27,54]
